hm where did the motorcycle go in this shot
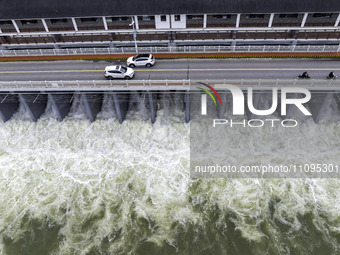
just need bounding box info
[298,74,310,79]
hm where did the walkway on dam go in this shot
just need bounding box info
[0,58,339,81]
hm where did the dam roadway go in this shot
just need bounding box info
[0,58,339,81]
[0,58,339,123]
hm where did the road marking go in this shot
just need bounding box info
[1,68,340,74]
[0,70,99,73]
[137,68,340,71]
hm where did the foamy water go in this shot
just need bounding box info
[0,95,340,254]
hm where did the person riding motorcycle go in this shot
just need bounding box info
[299,71,310,78]
[328,71,335,79]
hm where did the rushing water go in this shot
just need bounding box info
[0,94,340,254]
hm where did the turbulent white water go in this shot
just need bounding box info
[0,94,340,254]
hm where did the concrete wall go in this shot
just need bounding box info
[170,15,186,29]
[0,94,19,122]
[0,90,339,124]
[112,92,130,124]
[155,15,170,29]
[19,93,47,122]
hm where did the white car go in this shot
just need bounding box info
[104,65,134,80]
[127,54,155,67]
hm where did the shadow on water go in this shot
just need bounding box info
[129,181,340,255]
[131,209,340,255]
[3,214,62,255]
[2,184,340,255]
[129,206,255,255]
[3,202,340,255]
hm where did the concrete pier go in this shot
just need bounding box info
[308,92,333,123]
[48,93,73,121]
[218,93,227,119]
[246,92,262,120]
[112,93,129,124]
[332,93,340,117]
[148,92,157,124]
[185,91,190,123]
[285,93,301,119]
[82,93,103,122]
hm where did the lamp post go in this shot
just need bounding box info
[129,17,138,53]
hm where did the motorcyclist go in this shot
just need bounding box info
[301,72,310,78]
[328,71,335,79]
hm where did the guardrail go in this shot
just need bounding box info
[1,45,340,57]
[1,79,340,91]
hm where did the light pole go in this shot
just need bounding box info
[129,17,138,53]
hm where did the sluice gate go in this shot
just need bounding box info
[0,79,339,123]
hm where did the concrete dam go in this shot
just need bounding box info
[0,79,339,124]
[0,91,187,124]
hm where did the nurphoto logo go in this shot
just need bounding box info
[199,84,312,128]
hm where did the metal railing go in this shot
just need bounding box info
[1,45,340,57]
[1,79,340,91]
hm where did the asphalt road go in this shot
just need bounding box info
[0,58,339,81]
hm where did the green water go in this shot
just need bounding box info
[0,118,339,255]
